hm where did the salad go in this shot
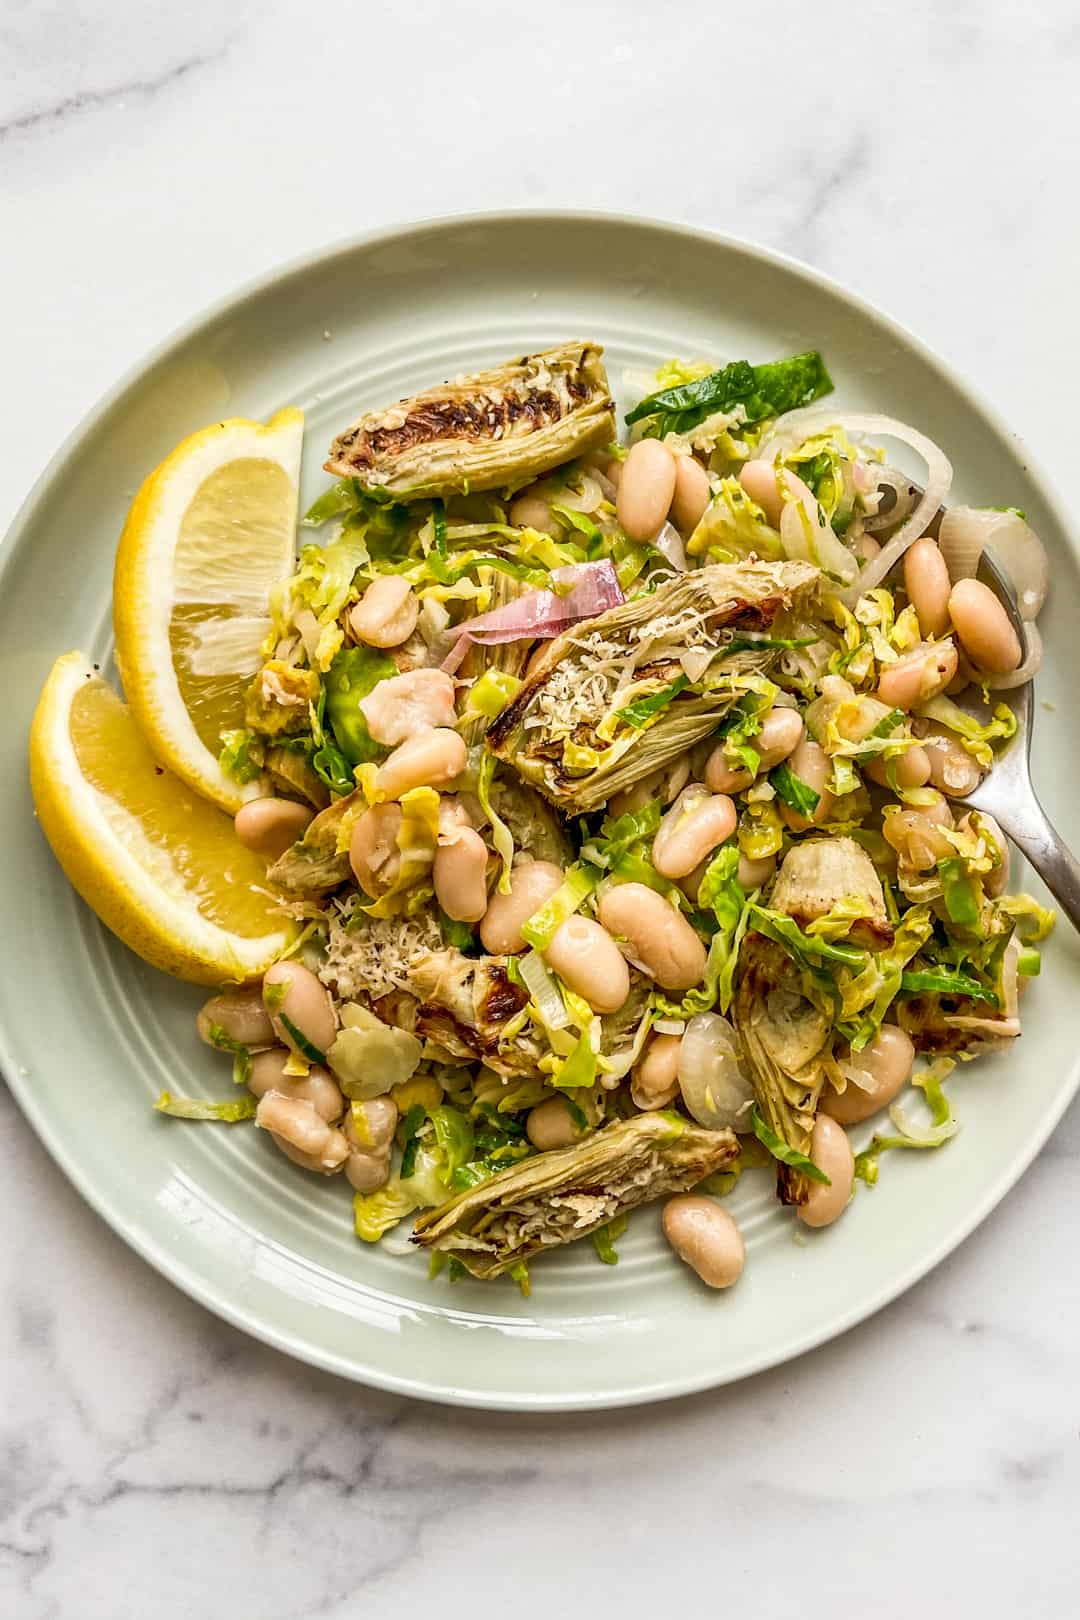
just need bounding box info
[34,339,1055,1295]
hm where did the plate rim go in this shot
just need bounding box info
[3,207,1077,1410]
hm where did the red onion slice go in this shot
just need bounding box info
[441,561,624,673]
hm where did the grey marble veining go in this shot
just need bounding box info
[4,3,1080,1616]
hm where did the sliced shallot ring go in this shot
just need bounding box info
[652,521,688,572]
[939,506,1049,621]
[978,620,1043,689]
[756,409,952,605]
[554,473,604,513]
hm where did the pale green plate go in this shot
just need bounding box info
[3,213,1078,1409]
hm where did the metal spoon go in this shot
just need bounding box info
[940,547,1080,931]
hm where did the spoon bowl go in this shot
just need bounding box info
[947,547,1080,930]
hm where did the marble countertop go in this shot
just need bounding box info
[4,3,1079,1615]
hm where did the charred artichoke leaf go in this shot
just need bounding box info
[266,789,357,895]
[325,342,616,500]
[412,1112,737,1278]
[487,559,820,815]
[894,992,1018,1054]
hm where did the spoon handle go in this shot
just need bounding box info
[995,777,1080,933]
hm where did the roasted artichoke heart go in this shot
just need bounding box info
[769,835,893,949]
[263,746,331,810]
[488,559,819,814]
[406,947,536,1076]
[325,342,616,499]
[412,1113,738,1278]
[483,775,574,869]
[399,947,650,1082]
[733,834,892,1202]
[267,789,357,895]
[733,938,832,1205]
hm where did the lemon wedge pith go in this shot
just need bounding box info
[113,408,303,812]
[30,653,296,985]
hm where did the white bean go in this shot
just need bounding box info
[248,1049,345,1122]
[678,858,709,906]
[972,811,1010,896]
[609,757,691,817]
[737,459,784,526]
[479,861,564,954]
[438,795,473,837]
[344,1095,398,1153]
[882,795,955,871]
[544,916,631,1014]
[737,851,776,890]
[704,747,752,794]
[526,1095,583,1150]
[876,640,959,710]
[670,455,711,534]
[797,1114,855,1228]
[755,707,805,769]
[345,1149,392,1193]
[663,1196,745,1288]
[945,648,979,696]
[779,736,834,831]
[349,803,408,898]
[234,797,314,862]
[597,882,707,992]
[434,826,489,922]
[254,1092,349,1174]
[359,668,457,747]
[864,744,933,790]
[921,792,955,830]
[903,537,952,639]
[617,439,677,542]
[263,960,337,1060]
[737,460,815,527]
[822,1025,914,1125]
[631,1033,682,1110]
[348,576,419,648]
[197,987,276,1050]
[921,726,984,797]
[652,787,737,880]
[947,579,1022,674]
[509,491,561,536]
[375,727,467,799]
[709,709,804,793]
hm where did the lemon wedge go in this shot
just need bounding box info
[30,653,297,984]
[113,408,303,811]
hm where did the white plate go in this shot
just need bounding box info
[2,212,1078,1409]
